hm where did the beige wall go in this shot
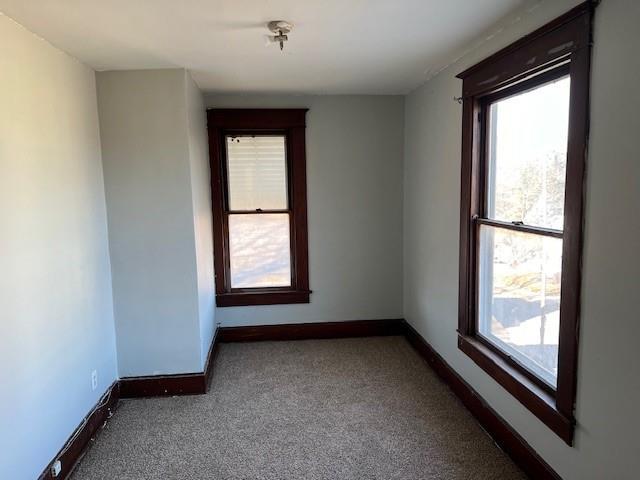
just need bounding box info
[403,1,640,478]
[205,94,405,327]
[0,15,118,479]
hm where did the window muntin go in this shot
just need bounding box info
[486,76,570,231]
[226,135,288,211]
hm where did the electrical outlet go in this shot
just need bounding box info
[91,370,98,391]
[51,460,62,477]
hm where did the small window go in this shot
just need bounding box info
[208,110,310,307]
[456,2,595,445]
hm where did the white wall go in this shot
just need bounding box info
[0,15,118,479]
[97,69,212,376]
[205,95,404,327]
[185,74,217,366]
[403,0,640,478]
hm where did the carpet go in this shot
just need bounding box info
[71,336,525,479]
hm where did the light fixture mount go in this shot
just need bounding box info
[268,20,293,51]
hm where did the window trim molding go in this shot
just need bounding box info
[456,1,596,445]
[207,109,310,307]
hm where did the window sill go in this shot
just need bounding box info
[216,289,310,307]
[457,334,574,444]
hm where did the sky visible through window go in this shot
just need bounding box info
[488,76,570,230]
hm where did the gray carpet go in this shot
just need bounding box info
[71,337,525,479]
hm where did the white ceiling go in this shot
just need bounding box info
[0,0,533,94]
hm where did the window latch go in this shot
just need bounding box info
[511,220,524,226]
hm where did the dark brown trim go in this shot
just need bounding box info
[208,109,310,307]
[456,1,595,445]
[208,108,306,129]
[38,382,120,480]
[119,372,206,398]
[219,319,405,343]
[473,332,556,396]
[404,323,561,480]
[216,290,310,307]
[457,1,594,96]
[555,33,591,422]
[459,335,573,442]
[478,61,571,107]
[120,327,220,398]
[204,327,222,391]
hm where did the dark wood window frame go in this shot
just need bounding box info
[207,109,310,307]
[456,1,595,445]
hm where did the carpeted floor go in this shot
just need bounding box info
[71,337,525,479]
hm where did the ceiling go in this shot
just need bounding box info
[0,0,534,94]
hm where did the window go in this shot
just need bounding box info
[456,2,594,444]
[207,109,310,307]
[478,72,569,389]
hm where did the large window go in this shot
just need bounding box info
[478,72,570,389]
[457,2,594,444]
[208,109,310,307]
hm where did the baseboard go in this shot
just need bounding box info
[38,381,120,480]
[204,326,222,391]
[37,321,558,479]
[403,321,561,480]
[120,327,220,398]
[119,371,207,397]
[219,318,405,342]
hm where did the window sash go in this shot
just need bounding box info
[224,212,294,291]
[467,66,570,396]
[474,66,570,389]
[472,63,570,393]
[477,64,571,234]
[220,132,295,292]
[475,222,563,392]
[224,134,290,213]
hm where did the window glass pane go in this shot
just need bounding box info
[226,135,287,211]
[478,225,562,387]
[229,214,291,288]
[487,76,570,230]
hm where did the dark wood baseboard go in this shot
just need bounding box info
[38,382,120,480]
[204,327,222,391]
[120,327,220,398]
[38,321,558,480]
[403,321,561,480]
[119,371,207,397]
[219,318,405,342]
[39,328,221,478]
